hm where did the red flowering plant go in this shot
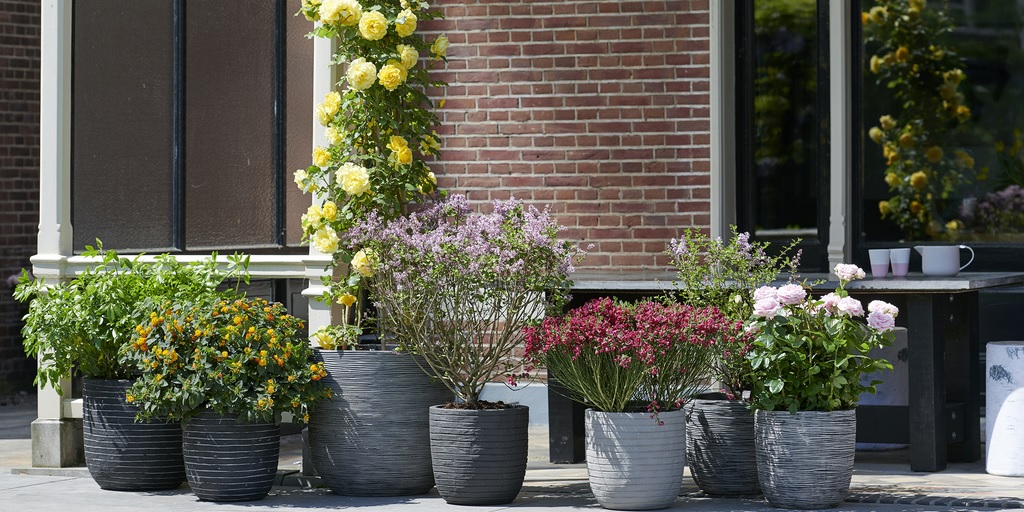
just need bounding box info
[524,297,743,416]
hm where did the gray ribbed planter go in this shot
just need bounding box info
[181,411,280,502]
[82,378,185,491]
[685,398,760,496]
[754,409,856,510]
[585,408,686,511]
[308,349,452,496]
[429,405,529,505]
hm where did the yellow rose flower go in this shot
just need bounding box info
[346,57,377,91]
[909,0,926,12]
[883,143,899,164]
[878,200,891,216]
[312,146,331,168]
[939,81,957,101]
[315,103,332,126]
[910,171,928,189]
[397,44,419,70]
[884,172,901,187]
[338,293,357,307]
[944,69,965,85]
[869,55,882,74]
[313,226,340,254]
[910,201,923,214]
[322,201,338,221]
[387,135,408,152]
[395,9,417,37]
[377,62,408,91]
[898,133,915,149]
[336,162,371,196]
[954,149,975,169]
[313,329,336,350]
[869,6,886,23]
[955,105,971,123]
[879,115,897,131]
[895,46,909,63]
[302,204,323,228]
[431,34,449,58]
[946,220,962,233]
[861,11,870,25]
[351,248,377,277]
[294,169,316,193]
[868,127,883,144]
[325,126,343,145]
[319,0,361,26]
[358,11,388,41]
[323,91,341,117]
[924,146,943,163]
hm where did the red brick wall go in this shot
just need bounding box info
[422,0,712,272]
[0,0,39,395]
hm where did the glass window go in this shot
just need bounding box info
[861,0,1024,263]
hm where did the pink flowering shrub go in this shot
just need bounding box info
[523,298,744,414]
[745,264,899,413]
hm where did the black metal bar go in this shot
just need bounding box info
[734,1,756,236]
[849,0,864,260]
[172,0,186,250]
[273,0,286,247]
[815,0,831,271]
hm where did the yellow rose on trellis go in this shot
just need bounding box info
[358,11,388,40]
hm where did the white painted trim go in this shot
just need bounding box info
[709,0,737,240]
[827,1,853,271]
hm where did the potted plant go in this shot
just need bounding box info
[122,295,330,502]
[347,194,580,505]
[524,297,736,511]
[667,227,799,496]
[13,243,248,491]
[745,263,899,509]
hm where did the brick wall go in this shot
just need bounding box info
[0,0,39,395]
[422,0,712,272]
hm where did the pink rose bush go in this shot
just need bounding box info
[745,264,899,413]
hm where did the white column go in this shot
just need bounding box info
[33,0,81,468]
[709,0,737,240]
[827,1,853,270]
[302,33,339,335]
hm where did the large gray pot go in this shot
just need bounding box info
[685,398,760,496]
[429,405,529,505]
[586,408,686,511]
[754,409,856,510]
[82,378,185,491]
[308,349,452,496]
[181,411,280,502]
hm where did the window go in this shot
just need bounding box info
[71,0,311,253]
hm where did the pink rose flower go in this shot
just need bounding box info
[753,286,777,301]
[834,263,866,282]
[867,300,899,318]
[775,283,806,305]
[836,296,865,317]
[867,311,896,332]
[819,292,841,314]
[752,297,782,318]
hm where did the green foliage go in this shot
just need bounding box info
[13,242,249,390]
[667,227,800,397]
[122,296,330,425]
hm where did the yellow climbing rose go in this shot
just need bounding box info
[358,11,388,40]
[397,44,419,70]
[346,57,377,91]
[395,9,417,37]
[377,62,407,91]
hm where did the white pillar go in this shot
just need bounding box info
[709,0,737,240]
[33,0,82,468]
[827,1,853,270]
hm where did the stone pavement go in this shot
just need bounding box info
[2,397,1024,511]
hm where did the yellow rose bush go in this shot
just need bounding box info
[863,0,975,239]
[297,0,449,337]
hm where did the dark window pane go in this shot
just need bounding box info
[751,0,820,235]
[285,8,313,247]
[185,0,278,250]
[72,1,175,252]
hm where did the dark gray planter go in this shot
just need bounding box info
[181,410,280,502]
[82,378,185,491]
[429,404,529,505]
[308,349,452,496]
[685,398,760,496]
[754,409,856,510]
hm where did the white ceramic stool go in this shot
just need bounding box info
[986,341,1024,476]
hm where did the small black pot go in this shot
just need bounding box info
[181,410,280,502]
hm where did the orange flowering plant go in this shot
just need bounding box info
[863,0,977,239]
[123,296,330,425]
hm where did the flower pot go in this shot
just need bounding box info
[429,404,529,505]
[685,398,760,496]
[181,410,280,502]
[585,408,686,511]
[308,349,452,496]
[754,409,856,510]
[82,378,185,491]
